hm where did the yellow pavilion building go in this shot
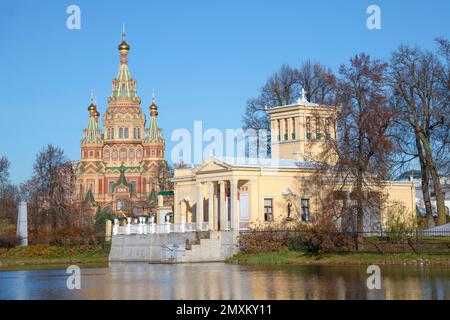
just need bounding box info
[172,92,416,232]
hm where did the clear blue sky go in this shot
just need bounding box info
[0,0,449,185]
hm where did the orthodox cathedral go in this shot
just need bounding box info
[75,31,165,214]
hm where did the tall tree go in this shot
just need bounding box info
[298,60,336,104]
[309,53,394,247]
[0,156,19,227]
[243,62,336,132]
[0,156,10,187]
[389,42,449,224]
[24,145,75,231]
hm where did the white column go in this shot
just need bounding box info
[208,182,214,231]
[17,201,28,246]
[196,183,204,230]
[231,179,239,231]
[219,181,227,230]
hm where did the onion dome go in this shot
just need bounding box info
[118,40,130,52]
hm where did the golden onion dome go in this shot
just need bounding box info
[118,40,130,52]
[94,111,100,117]
[88,103,96,112]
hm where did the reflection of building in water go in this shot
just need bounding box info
[383,276,422,300]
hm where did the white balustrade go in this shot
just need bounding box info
[113,219,212,236]
[113,219,119,236]
[126,217,132,235]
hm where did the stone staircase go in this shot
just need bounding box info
[179,231,237,263]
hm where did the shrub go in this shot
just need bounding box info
[0,234,19,248]
[300,217,355,255]
[384,201,415,242]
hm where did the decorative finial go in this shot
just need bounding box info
[152,88,155,103]
[88,89,96,114]
[118,24,130,56]
[298,88,308,104]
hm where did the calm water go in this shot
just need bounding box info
[0,263,449,300]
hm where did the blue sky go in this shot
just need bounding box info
[0,0,449,184]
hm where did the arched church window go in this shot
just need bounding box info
[104,150,110,159]
[112,150,118,159]
[117,199,124,210]
[129,150,135,159]
[137,128,141,139]
[137,150,142,159]
[119,128,123,138]
[124,128,129,138]
[120,149,127,160]
[111,128,114,139]
[151,150,156,157]
[130,181,136,193]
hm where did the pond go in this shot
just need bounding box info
[0,262,449,300]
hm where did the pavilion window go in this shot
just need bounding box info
[325,118,331,140]
[277,120,281,141]
[316,117,321,140]
[291,117,296,139]
[301,199,310,222]
[264,198,273,222]
[284,119,288,140]
[306,117,311,140]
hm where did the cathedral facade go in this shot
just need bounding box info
[75,33,165,215]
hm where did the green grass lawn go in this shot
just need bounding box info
[0,244,110,270]
[226,249,450,266]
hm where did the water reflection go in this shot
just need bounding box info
[0,263,449,300]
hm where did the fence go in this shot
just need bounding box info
[239,229,450,254]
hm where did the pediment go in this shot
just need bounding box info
[195,160,230,174]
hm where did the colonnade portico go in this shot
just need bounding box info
[180,179,242,232]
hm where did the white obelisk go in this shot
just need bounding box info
[16,201,28,246]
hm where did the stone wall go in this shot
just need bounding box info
[109,231,239,263]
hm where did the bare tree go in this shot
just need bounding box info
[389,42,449,224]
[243,62,337,131]
[0,156,10,187]
[308,53,394,248]
[153,160,172,191]
[298,60,336,104]
[24,145,75,232]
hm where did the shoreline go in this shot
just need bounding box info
[0,244,110,271]
[226,251,450,267]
